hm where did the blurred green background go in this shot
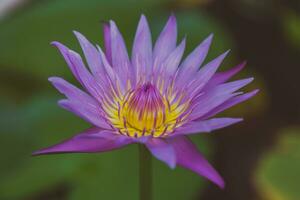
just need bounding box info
[0,0,299,199]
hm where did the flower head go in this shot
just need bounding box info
[33,14,258,188]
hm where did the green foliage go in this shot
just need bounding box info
[255,127,300,200]
[282,10,300,49]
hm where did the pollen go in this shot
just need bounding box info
[105,83,189,138]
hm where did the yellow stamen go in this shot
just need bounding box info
[105,83,189,137]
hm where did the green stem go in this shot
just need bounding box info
[139,144,152,200]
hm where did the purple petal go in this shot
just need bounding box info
[97,45,124,94]
[48,77,110,128]
[169,136,225,188]
[189,77,254,119]
[203,61,246,91]
[73,31,105,77]
[132,15,152,79]
[172,118,243,136]
[182,34,213,71]
[52,42,104,101]
[145,138,176,169]
[184,50,230,99]
[201,89,259,119]
[109,20,132,86]
[212,78,254,94]
[58,99,111,129]
[162,37,186,76]
[103,23,112,64]
[97,46,117,80]
[176,34,213,87]
[153,14,177,64]
[189,93,235,120]
[67,49,105,100]
[48,76,95,103]
[32,128,132,155]
[51,42,82,84]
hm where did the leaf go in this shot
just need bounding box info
[0,95,88,199]
[255,127,300,200]
[282,10,300,49]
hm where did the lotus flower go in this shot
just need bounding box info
[33,14,258,189]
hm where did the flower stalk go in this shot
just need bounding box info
[139,144,152,200]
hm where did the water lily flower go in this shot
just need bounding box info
[33,14,258,189]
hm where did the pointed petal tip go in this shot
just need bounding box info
[48,76,60,83]
[108,20,118,35]
[236,89,259,101]
[244,89,259,98]
[167,13,177,26]
[253,89,260,94]
[170,12,176,19]
[204,33,214,44]
[33,129,133,156]
[234,118,244,123]
[234,61,247,71]
[72,30,79,35]
[136,14,150,32]
[159,13,177,36]
[73,30,86,41]
[48,77,55,82]
[32,151,44,156]
[246,89,259,95]
[247,77,255,83]
[203,50,230,70]
[51,42,70,54]
[140,14,147,21]
[215,50,230,61]
[224,49,231,55]
[170,136,226,189]
[146,139,176,170]
[58,99,68,105]
[236,77,254,87]
[67,49,81,58]
[241,60,247,66]
[166,152,177,169]
[51,41,62,47]
[58,99,70,110]
[207,173,225,189]
[109,19,117,27]
[220,118,244,125]
[51,42,70,53]
[31,150,40,156]
[32,148,54,156]
[169,161,176,169]
[216,178,225,189]
[179,37,186,47]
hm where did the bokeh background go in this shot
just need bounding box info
[0,0,299,199]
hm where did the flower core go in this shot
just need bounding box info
[106,83,189,138]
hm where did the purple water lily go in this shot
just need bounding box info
[33,14,258,189]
